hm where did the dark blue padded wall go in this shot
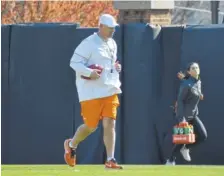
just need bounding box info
[8,24,78,164]
[122,23,161,164]
[149,25,164,164]
[2,23,224,165]
[179,25,224,165]
[1,25,11,164]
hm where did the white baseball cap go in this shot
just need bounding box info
[99,14,119,28]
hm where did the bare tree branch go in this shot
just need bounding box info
[172,1,211,25]
[1,1,12,16]
[14,1,26,23]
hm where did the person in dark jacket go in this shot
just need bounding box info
[166,62,208,165]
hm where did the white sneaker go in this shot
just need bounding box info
[180,145,191,161]
[165,159,175,165]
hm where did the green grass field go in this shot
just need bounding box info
[2,165,224,176]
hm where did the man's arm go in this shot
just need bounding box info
[112,39,122,73]
[70,39,93,77]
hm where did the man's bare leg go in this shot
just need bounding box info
[103,117,122,169]
[69,124,96,149]
[103,117,116,160]
[64,124,96,167]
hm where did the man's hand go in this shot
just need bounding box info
[115,61,121,73]
[177,71,185,80]
[89,69,101,80]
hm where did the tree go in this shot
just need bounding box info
[1,1,118,27]
[172,1,211,25]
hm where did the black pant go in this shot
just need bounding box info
[169,116,208,161]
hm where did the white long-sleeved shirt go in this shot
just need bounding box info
[70,32,122,102]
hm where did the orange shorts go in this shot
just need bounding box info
[80,94,120,128]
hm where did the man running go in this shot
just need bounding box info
[64,14,123,169]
